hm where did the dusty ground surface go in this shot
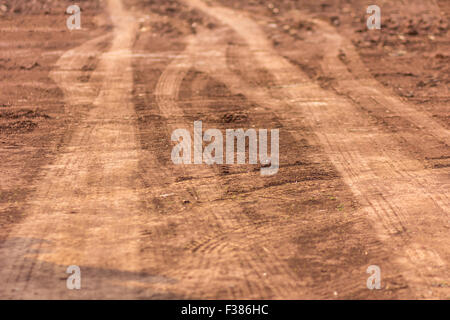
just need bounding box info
[0,0,448,299]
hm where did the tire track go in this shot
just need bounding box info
[146,34,314,299]
[304,17,450,216]
[147,25,396,298]
[0,0,162,299]
[182,0,449,298]
[310,16,449,146]
[50,33,112,112]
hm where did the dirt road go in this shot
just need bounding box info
[0,0,448,299]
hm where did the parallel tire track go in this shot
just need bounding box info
[183,0,449,298]
[147,34,313,299]
[0,0,153,299]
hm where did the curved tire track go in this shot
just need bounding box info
[182,0,449,299]
[147,33,314,299]
[0,0,156,299]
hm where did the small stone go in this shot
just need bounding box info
[331,16,340,26]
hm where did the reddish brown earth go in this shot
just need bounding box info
[0,0,107,240]
[0,0,448,299]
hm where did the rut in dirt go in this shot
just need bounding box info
[0,0,447,300]
[179,0,449,299]
[0,0,164,299]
